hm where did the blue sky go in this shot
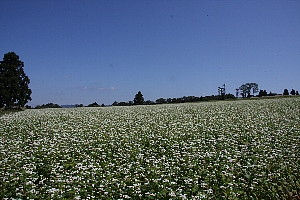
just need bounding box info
[1,0,299,106]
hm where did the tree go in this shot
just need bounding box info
[0,52,32,108]
[156,98,166,104]
[239,84,248,98]
[133,91,144,105]
[258,89,268,97]
[144,100,154,105]
[87,102,100,107]
[250,83,259,96]
[290,89,296,95]
[225,93,235,99]
[283,89,289,95]
[35,103,61,109]
[296,91,299,95]
[239,83,258,98]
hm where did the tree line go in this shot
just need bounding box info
[1,52,299,109]
[237,83,299,98]
[101,91,236,107]
[34,86,300,108]
[107,84,299,107]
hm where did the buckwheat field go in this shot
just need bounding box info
[1,97,299,199]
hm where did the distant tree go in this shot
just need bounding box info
[263,90,268,96]
[112,101,118,106]
[172,98,178,103]
[258,89,268,97]
[268,91,277,96]
[75,104,84,107]
[156,98,166,104]
[133,91,144,105]
[251,83,259,96]
[35,105,41,109]
[239,84,248,98]
[101,103,105,107]
[296,91,299,95]
[290,89,296,95]
[118,102,129,106]
[45,103,61,108]
[0,52,32,108]
[258,90,263,97]
[87,102,100,107]
[283,89,289,95]
[239,83,259,98]
[167,98,172,104]
[225,93,235,99]
[144,100,154,105]
[35,103,61,109]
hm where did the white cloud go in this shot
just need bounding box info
[110,87,115,90]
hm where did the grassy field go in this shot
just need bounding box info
[1,98,299,199]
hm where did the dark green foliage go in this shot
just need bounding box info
[225,93,235,99]
[155,98,166,104]
[35,103,62,109]
[239,84,249,98]
[0,52,32,108]
[144,100,155,105]
[239,83,258,98]
[258,90,268,97]
[283,89,289,95]
[290,89,296,95]
[87,102,100,107]
[133,91,144,105]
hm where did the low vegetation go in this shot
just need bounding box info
[1,98,299,199]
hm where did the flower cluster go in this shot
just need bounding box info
[1,98,299,199]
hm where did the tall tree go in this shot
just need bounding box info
[290,89,296,95]
[239,83,258,98]
[239,84,248,98]
[0,52,32,108]
[283,89,289,95]
[134,91,144,105]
